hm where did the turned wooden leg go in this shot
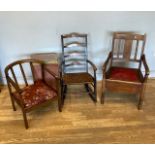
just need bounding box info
[22,110,29,129]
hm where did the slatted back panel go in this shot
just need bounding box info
[112,32,146,62]
[5,59,43,90]
[61,32,88,73]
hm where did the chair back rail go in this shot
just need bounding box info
[5,59,44,90]
[61,32,88,74]
[112,32,146,62]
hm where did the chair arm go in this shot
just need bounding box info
[43,65,60,80]
[141,54,150,77]
[102,51,112,72]
[87,59,97,71]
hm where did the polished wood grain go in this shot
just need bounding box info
[0,80,155,144]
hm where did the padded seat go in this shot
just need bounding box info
[107,67,142,82]
[63,72,94,84]
[14,80,57,108]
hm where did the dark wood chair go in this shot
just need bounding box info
[5,59,62,129]
[101,32,150,109]
[61,32,97,104]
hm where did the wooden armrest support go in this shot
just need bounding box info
[87,59,97,71]
[102,51,112,71]
[141,54,150,76]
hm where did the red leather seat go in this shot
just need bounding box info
[107,67,141,82]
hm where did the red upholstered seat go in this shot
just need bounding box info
[107,67,141,82]
[14,80,57,108]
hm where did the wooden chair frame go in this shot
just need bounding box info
[101,32,150,109]
[5,59,62,129]
[60,32,97,104]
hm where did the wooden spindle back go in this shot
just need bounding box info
[112,32,146,62]
[5,59,43,88]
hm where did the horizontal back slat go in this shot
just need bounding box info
[61,32,88,74]
[63,42,86,48]
[62,32,87,38]
[114,32,145,40]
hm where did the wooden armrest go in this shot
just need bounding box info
[43,65,60,80]
[102,51,112,71]
[141,54,150,76]
[87,59,97,71]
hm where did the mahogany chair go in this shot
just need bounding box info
[61,32,97,104]
[101,32,150,109]
[5,59,62,129]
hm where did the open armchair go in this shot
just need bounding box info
[5,59,62,129]
[101,32,149,109]
[61,32,97,104]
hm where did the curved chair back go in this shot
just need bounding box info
[5,59,44,91]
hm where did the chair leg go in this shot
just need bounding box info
[138,85,146,110]
[22,110,29,129]
[10,95,16,111]
[85,83,89,92]
[138,91,144,110]
[101,92,105,104]
[61,82,64,105]
[85,83,97,103]
[100,78,105,104]
[64,85,67,99]
[94,80,97,102]
[138,98,143,110]
[58,92,62,112]
[60,80,66,105]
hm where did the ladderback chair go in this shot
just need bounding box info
[101,32,150,109]
[61,32,97,103]
[5,59,62,129]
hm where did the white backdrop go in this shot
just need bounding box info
[0,11,155,83]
